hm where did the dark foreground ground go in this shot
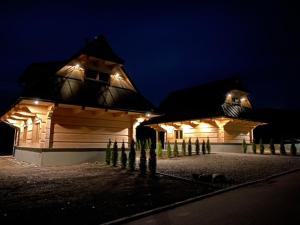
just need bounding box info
[158,153,300,184]
[125,170,300,225]
[1,153,300,225]
[0,157,210,225]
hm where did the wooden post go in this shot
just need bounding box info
[250,128,254,143]
[164,132,167,149]
[214,118,231,143]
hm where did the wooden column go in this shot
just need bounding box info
[214,118,231,143]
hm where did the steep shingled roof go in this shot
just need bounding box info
[144,77,252,124]
[17,35,157,114]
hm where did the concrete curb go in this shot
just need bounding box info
[100,167,300,225]
[156,172,220,188]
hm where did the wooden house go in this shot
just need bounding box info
[1,35,157,166]
[143,78,266,153]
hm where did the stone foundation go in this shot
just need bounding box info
[14,147,107,166]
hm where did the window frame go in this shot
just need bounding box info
[174,130,183,139]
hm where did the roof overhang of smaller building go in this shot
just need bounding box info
[143,116,266,132]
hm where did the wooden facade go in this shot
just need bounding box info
[150,117,262,145]
[0,35,156,165]
[144,78,266,146]
[3,100,146,150]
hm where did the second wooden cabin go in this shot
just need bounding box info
[143,78,265,153]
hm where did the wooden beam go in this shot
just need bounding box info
[150,124,166,132]
[214,118,232,129]
[181,121,198,128]
[13,111,36,118]
[18,104,49,114]
[166,122,181,129]
[9,115,28,121]
[112,112,128,117]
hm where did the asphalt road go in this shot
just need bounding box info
[124,171,300,225]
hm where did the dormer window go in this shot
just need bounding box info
[232,97,240,105]
[84,69,110,84]
[85,69,99,80]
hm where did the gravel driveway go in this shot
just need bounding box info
[157,153,300,184]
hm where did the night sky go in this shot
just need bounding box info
[0,0,299,112]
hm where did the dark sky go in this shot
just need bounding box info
[0,0,299,111]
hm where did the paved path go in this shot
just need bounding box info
[125,171,300,225]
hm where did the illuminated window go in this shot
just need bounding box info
[232,97,240,105]
[174,130,183,139]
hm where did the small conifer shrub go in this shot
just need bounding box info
[105,139,112,165]
[174,140,179,157]
[136,140,142,152]
[148,147,157,177]
[270,138,275,155]
[139,144,147,176]
[182,139,186,156]
[128,139,136,171]
[148,138,152,150]
[195,138,200,155]
[157,140,163,158]
[144,139,149,150]
[167,141,172,158]
[202,140,206,154]
[112,141,118,167]
[188,138,192,156]
[280,138,286,155]
[259,138,265,154]
[242,139,247,153]
[121,141,127,169]
[290,142,297,156]
[252,142,257,154]
[206,137,211,154]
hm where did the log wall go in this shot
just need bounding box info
[50,107,132,148]
[164,119,253,144]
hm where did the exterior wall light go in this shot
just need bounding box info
[114,72,122,80]
[136,117,145,123]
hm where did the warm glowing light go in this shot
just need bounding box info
[241,97,246,101]
[75,64,80,68]
[161,124,174,133]
[34,100,39,105]
[199,122,213,133]
[145,112,151,117]
[136,117,145,123]
[227,93,232,98]
[6,118,17,124]
[114,72,122,80]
